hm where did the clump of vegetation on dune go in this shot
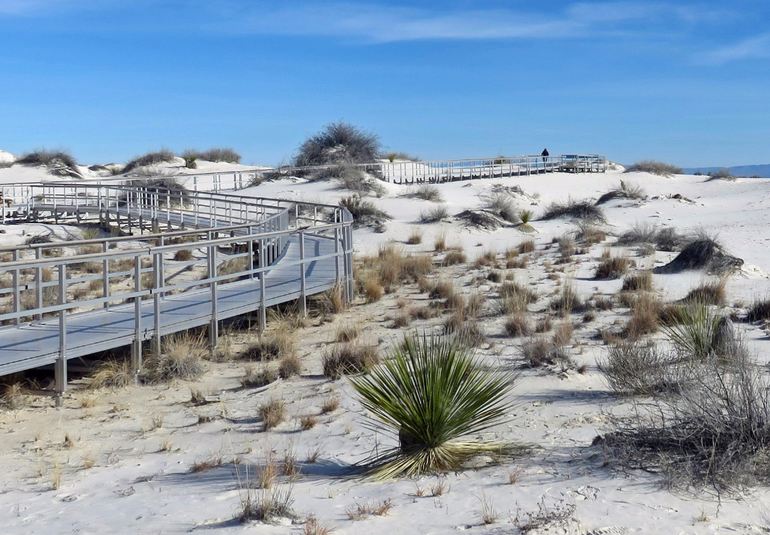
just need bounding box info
[617,223,686,252]
[123,149,177,173]
[17,150,81,177]
[541,199,605,223]
[624,160,682,176]
[653,234,743,276]
[350,333,522,479]
[294,122,380,167]
[339,194,391,230]
[596,180,646,205]
[705,168,735,182]
[182,148,241,167]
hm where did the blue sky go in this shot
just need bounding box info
[0,1,768,167]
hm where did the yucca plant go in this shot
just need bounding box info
[662,301,733,360]
[350,333,516,479]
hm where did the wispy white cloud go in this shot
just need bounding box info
[700,32,770,64]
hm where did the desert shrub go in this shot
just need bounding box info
[364,245,433,290]
[541,199,605,223]
[333,164,385,196]
[410,185,443,202]
[549,283,583,317]
[662,302,736,360]
[182,147,240,163]
[242,332,295,361]
[141,334,206,383]
[278,354,301,379]
[625,292,662,338]
[259,399,286,430]
[482,193,518,223]
[406,229,422,245]
[598,342,678,396]
[602,342,770,491]
[497,282,538,313]
[123,149,176,173]
[521,337,571,368]
[574,222,606,245]
[624,160,682,176]
[294,122,380,167]
[349,333,515,478]
[323,344,380,379]
[706,168,735,181]
[518,240,535,254]
[594,255,632,280]
[618,224,685,252]
[505,313,532,337]
[419,205,448,223]
[241,365,278,388]
[17,150,80,177]
[653,235,743,276]
[747,299,770,322]
[552,321,573,346]
[384,151,418,162]
[173,249,194,262]
[339,195,391,229]
[442,249,466,266]
[596,180,646,205]
[89,360,134,389]
[557,236,576,261]
[621,271,653,292]
[681,279,726,306]
[434,233,447,252]
[362,275,385,302]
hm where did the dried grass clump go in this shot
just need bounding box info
[521,337,571,369]
[242,365,278,388]
[419,205,449,223]
[549,283,583,317]
[598,342,678,396]
[239,485,295,522]
[89,360,134,389]
[442,249,466,266]
[482,192,518,223]
[434,233,447,252]
[243,332,295,361]
[653,235,743,276]
[681,279,726,306]
[603,341,770,492]
[294,121,380,167]
[497,281,538,315]
[621,271,653,292]
[339,195,391,229]
[747,299,770,323]
[624,160,682,176]
[323,344,380,379]
[625,292,662,339]
[17,150,81,177]
[406,229,422,245]
[594,254,632,280]
[1,382,27,409]
[279,354,302,379]
[141,334,206,383]
[361,245,433,292]
[518,240,535,254]
[542,199,605,222]
[505,313,532,337]
[362,275,385,302]
[409,184,443,202]
[332,164,386,196]
[182,147,241,163]
[259,399,286,430]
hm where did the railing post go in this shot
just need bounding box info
[299,230,307,317]
[153,252,162,357]
[208,245,218,351]
[258,238,266,332]
[11,250,20,325]
[132,257,142,381]
[102,240,110,310]
[55,264,67,407]
[35,248,43,321]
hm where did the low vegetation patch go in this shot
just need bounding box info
[594,254,633,280]
[624,160,682,176]
[294,122,380,167]
[653,236,743,275]
[123,149,176,173]
[596,180,646,205]
[141,334,206,383]
[182,147,240,163]
[541,199,605,223]
[339,195,391,230]
[17,150,81,177]
[323,344,379,379]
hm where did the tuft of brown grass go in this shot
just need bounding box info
[89,360,134,389]
[443,249,466,266]
[241,365,278,388]
[406,229,422,245]
[323,344,379,379]
[259,399,286,430]
[622,271,653,292]
[242,332,295,361]
[278,354,302,379]
[320,396,340,414]
[518,240,535,254]
[625,292,662,338]
[681,279,726,306]
[505,313,532,337]
[300,415,317,430]
[595,254,633,279]
[434,232,447,252]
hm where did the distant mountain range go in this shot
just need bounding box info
[683,164,770,178]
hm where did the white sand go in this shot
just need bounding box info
[1,166,770,533]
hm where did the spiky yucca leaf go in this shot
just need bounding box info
[350,333,515,479]
[662,301,726,359]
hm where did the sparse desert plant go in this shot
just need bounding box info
[332,163,385,196]
[596,180,646,205]
[242,332,295,361]
[321,396,340,414]
[549,282,583,317]
[603,341,770,491]
[294,122,380,167]
[322,344,379,379]
[259,399,286,430]
[434,232,447,252]
[482,192,518,223]
[518,240,535,254]
[513,496,577,534]
[505,313,532,337]
[419,205,449,223]
[478,492,498,524]
[519,209,533,225]
[123,149,176,173]
[406,229,422,244]
[598,342,678,396]
[625,292,662,338]
[662,302,735,360]
[338,195,391,229]
[621,271,653,292]
[681,279,726,306]
[300,415,317,430]
[345,499,393,520]
[362,275,385,302]
[173,249,194,261]
[521,337,571,368]
[653,234,743,275]
[278,354,302,379]
[575,222,607,245]
[140,334,206,383]
[1,382,26,409]
[410,184,443,202]
[552,321,573,346]
[747,298,770,322]
[594,254,632,279]
[182,147,241,163]
[350,333,516,479]
[392,311,411,328]
[624,160,682,176]
[89,360,134,389]
[239,485,295,523]
[442,249,466,266]
[542,199,605,222]
[706,168,735,181]
[242,365,278,388]
[335,323,361,343]
[303,514,331,535]
[17,150,80,177]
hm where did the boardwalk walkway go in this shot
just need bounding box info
[0,183,353,399]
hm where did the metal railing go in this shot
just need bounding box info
[0,183,353,401]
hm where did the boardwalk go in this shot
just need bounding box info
[0,183,353,400]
